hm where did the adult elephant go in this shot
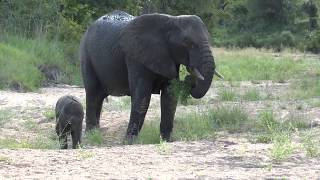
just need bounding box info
[80,10,220,143]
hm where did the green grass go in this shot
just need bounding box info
[77,150,95,159]
[43,109,55,122]
[156,139,171,154]
[83,129,104,146]
[135,120,160,144]
[0,43,42,90]
[287,78,320,99]
[0,34,81,91]
[301,132,320,157]
[270,133,294,162]
[0,135,59,149]
[136,105,250,144]
[208,106,250,132]
[0,156,11,164]
[306,99,320,108]
[242,89,262,101]
[215,48,319,82]
[253,111,310,162]
[107,97,131,111]
[219,88,237,101]
[23,119,39,131]
[172,112,215,141]
[0,109,13,127]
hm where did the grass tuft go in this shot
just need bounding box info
[219,89,237,101]
[84,129,104,146]
[301,132,320,157]
[43,110,55,122]
[0,109,13,127]
[0,135,59,149]
[242,89,262,101]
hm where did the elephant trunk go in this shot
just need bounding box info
[189,43,215,99]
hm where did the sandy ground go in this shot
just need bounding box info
[1,83,320,179]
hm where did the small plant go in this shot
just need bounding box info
[270,133,294,162]
[84,129,104,146]
[0,156,10,164]
[78,150,95,160]
[0,109,12,127]
[257,111,297,161]
[219,89,236,101]
[156,139,171,154]
[43,109,55,121]
[254,133,273,143]
[242,89,261,101]
[208,106,250,132]
[301,133,320,157]
[23,119,39,131]
[172,112,214,141]
[259,111,280,133]
[135,120,160,144]
[29,135,60,149]
[283,115,309,130]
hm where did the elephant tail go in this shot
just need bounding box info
[59,121,72,137]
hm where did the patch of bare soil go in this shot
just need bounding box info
[0,83,320,179]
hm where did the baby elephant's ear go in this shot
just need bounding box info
[120,14,177,79]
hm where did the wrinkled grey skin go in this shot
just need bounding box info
[55,95,84,149]
[80,10,216,144]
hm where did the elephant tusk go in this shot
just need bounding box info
[214,70,224,80]
[214,70,224,79]
[192,68,205,81]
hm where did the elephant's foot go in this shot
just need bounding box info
[125,134,137,145]
[160,132,172,142]
[85,123,100,132]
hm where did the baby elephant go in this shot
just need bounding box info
[55,95,84,149]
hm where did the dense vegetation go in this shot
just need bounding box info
[0,0,319,90]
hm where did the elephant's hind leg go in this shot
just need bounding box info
[71,128,82,149]
[82,59,106,131]
[59,134,68,149]
[85,93,105,131]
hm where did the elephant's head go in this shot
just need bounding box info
[120,13,218,98]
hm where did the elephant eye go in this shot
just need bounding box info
[184,38,195,48]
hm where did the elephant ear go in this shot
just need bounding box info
[120,14,177,79]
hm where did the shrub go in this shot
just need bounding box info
[306,30,320,53]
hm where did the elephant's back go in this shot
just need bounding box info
[81,11,134,95]
[55,96,83,119]
[96,10,134,25]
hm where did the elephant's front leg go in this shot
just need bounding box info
[160,86,178,142]
[126,80,152,144]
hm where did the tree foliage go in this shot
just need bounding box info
[0,0,319,52]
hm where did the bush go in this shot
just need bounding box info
[306,30,320,53]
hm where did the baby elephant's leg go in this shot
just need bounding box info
[71,125,82,149]
[59,134,68,149]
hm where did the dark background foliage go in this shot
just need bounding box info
[1,0,319,51]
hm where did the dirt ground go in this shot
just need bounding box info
[1,83,320,179]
